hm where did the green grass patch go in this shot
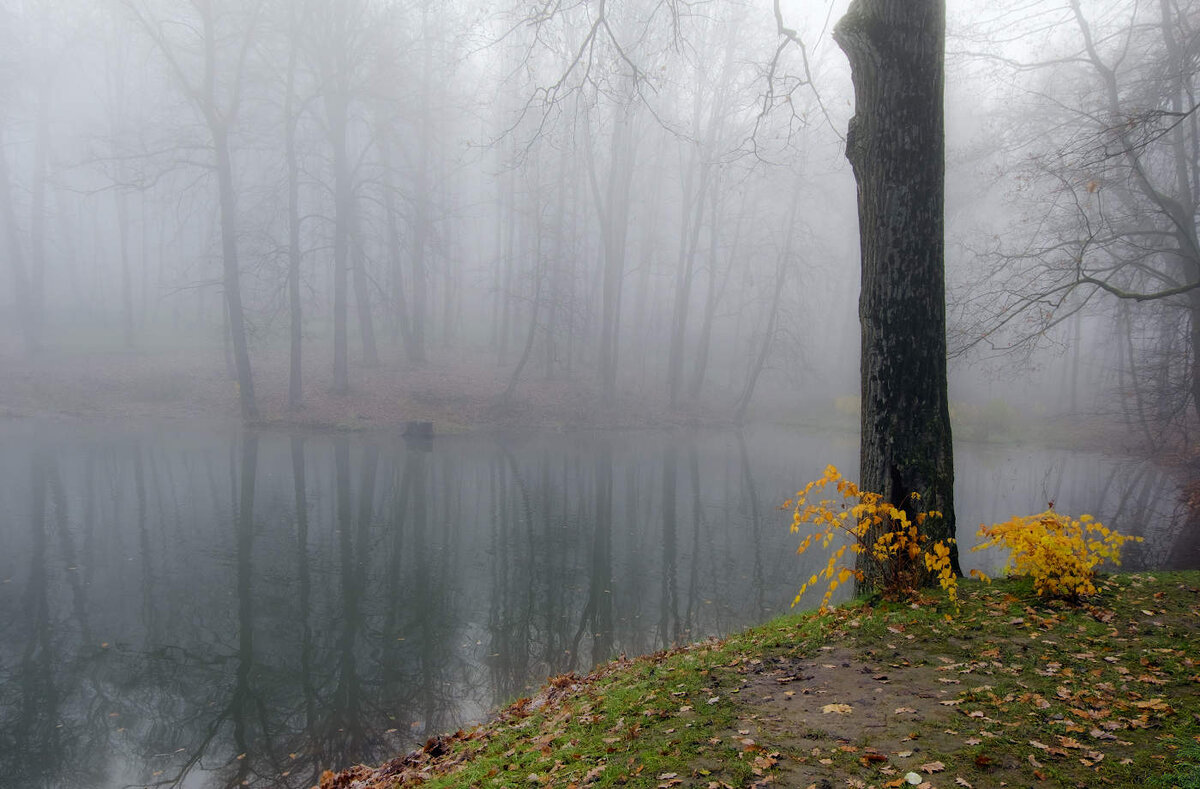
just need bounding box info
[318,572,1200,788]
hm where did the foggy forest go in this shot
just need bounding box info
[1,0,1199,787]
[0,0,1196,434]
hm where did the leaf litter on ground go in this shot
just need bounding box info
[315,572,1199,788]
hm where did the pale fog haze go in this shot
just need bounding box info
[0,0,1197,786]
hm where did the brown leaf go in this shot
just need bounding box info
[919,761,945,774]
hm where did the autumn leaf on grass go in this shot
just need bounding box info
[821,703,853,714]
[919,761,945,774]
[1134,698,1173,713]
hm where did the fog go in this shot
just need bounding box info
[2,0,1189,432]
[4,1,1200,785]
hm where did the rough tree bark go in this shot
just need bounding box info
[834,0,961,590]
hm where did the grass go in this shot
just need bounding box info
[318,571,1200,788]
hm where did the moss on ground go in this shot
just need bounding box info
[317,571,1200,788]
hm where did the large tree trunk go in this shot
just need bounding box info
[834,0,960,590]
[214,128,258,421]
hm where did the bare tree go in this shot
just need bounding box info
[954,0,1200,433]
[666,18,739,407]
[584,91,639,405]
[126,0,263,420]
[281,0,309,409]
[733,171,800,424]
[310,0,377,393]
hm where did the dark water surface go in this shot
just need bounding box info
[0,423,1193,788]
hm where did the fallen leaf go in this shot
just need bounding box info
[821,703,853,715]
[919,761,945,774]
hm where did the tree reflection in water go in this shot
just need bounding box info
[0,426,1191,788]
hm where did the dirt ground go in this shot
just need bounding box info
[722,645,1007,788]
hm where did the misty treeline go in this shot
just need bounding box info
[0,0,853,422]
[0,0,1197,439]
[950,0,1200,445]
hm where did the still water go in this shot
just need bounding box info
[0,423,1192,788]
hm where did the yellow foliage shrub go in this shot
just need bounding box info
[971,509,1141,600]
[786,465,957,613]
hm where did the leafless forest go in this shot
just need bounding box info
[0,0,1196,444]
[5,2,1200,786]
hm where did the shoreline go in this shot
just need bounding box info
[314,572,1200,788]
[0,345,1159,456]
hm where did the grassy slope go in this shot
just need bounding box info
[317,572,1200,789]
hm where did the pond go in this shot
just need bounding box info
[0,422,1193,788]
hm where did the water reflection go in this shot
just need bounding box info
[0,425,1192,788]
